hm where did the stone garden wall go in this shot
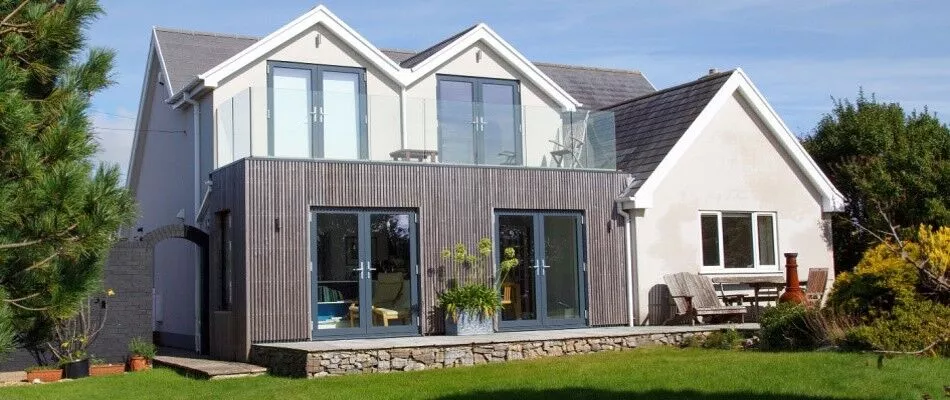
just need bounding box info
[251,331,711,378]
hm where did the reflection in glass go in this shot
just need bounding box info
[272,67,311,158]
[544,216,580,320]
[322,71,361,159]
[498,215,536,321]
[757,214,776,265]
[481,83,519,166]
[438,81,475,164]
[314,213,360,329]
[723,213,754,268]
[369,214,412,327]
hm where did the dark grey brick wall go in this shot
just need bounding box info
[0,242,154,371]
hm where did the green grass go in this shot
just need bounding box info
[3,347,947,400]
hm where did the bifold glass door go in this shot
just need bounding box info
[311,210,418,338]
[496,212,586,329]
[269,62,367,160]
[437,75,521,165]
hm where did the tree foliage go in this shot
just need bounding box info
[0,0,135,358]
[802,92,950,272]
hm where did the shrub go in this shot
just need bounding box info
[827,243,919,317]
[437,284,501,321]
[128,337,156,360]
[680,334,703,348]
[702,329,743,350]
[842,300,950,356]
[759,303,816,351]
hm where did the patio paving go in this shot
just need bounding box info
[153,355,266,380]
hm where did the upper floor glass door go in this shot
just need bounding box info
[269,62,367,160]
[437,76,521,166]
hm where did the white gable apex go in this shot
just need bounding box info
[623,68,845,213]
[196,5,581,110]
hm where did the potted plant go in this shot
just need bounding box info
[47,289,114,379]
[25,365,62,383]
[437,238,518,335]
[127,337,156,371]
[89,358,125,376]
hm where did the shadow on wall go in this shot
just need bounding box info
[645,284,675,325]
[817,217,834,252]
[436,388,866,400]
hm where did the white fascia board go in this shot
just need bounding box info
[625,69,846,212]
[193,7,579,111]
[405,24,582,111]
[627,72,741,211]
[198,5,403,88]
[126,35,166,193]
[730,68,845,212]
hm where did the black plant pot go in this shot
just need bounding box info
[62,358,90,379]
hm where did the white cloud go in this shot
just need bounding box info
[90,108,135,180]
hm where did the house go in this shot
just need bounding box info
[127,5,843,361]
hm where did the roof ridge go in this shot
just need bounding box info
[153,26,259,41]
[534,61,642,75]
[601,69,734,110]
[399,24,481,68]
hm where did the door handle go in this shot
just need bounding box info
[541,260,550,276]
[352,263,364,279]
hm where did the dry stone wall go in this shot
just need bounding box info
[251,331,710,378]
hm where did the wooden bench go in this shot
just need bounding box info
[663,272,747,325]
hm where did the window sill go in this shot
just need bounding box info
[699,269,783,276]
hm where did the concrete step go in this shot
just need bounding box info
[153,356,266,380]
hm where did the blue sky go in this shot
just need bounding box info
[87,0,950,176]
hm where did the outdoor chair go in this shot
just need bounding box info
[662,272,747,325]
[805,268,830,308]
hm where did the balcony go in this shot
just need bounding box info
[214,87,617,171]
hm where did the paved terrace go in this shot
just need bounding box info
[251,324,759,377]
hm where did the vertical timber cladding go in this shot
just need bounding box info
[207,161,249,360]
[244,158,629,340]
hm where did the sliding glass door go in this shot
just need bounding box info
[496,211,586,330]
[269,62,367,160]
[437,75,521,166]
[311,209,418,338]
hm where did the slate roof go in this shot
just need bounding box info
[605,70,734,192]
[150,27,655,108]
[153,28,258,94]
[398,24,479,68]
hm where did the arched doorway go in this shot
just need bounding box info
[142,223,210,355]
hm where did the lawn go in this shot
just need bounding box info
[2,347,947,400]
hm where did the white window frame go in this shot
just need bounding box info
[699,211,779,274]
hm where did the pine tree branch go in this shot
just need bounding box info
[0,0,30,29]
[22,251,57,272]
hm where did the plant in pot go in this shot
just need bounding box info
[25,365,62,383]
[127,337,156,372]
[89,357,125,376]
[46,289,114,379]
[437,238,518,335]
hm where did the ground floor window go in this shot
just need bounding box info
[699,211,778,273]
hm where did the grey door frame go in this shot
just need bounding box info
[436,74,522,165]
[495,210,587,331]
[267,61,368,159]
[309,208,420,339]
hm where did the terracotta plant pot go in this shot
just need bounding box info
[90,363,125,376]
[25,368,62,383]
[129,355,150,372]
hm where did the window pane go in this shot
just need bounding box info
[481,83,519,166]
[438,80,475,164]
[700,214,720,266]
[757,214,776,265]
[272,67,312,158]
[322,71,361,159]
[722,213,754,269]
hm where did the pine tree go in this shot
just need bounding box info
[0,0,135,358]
